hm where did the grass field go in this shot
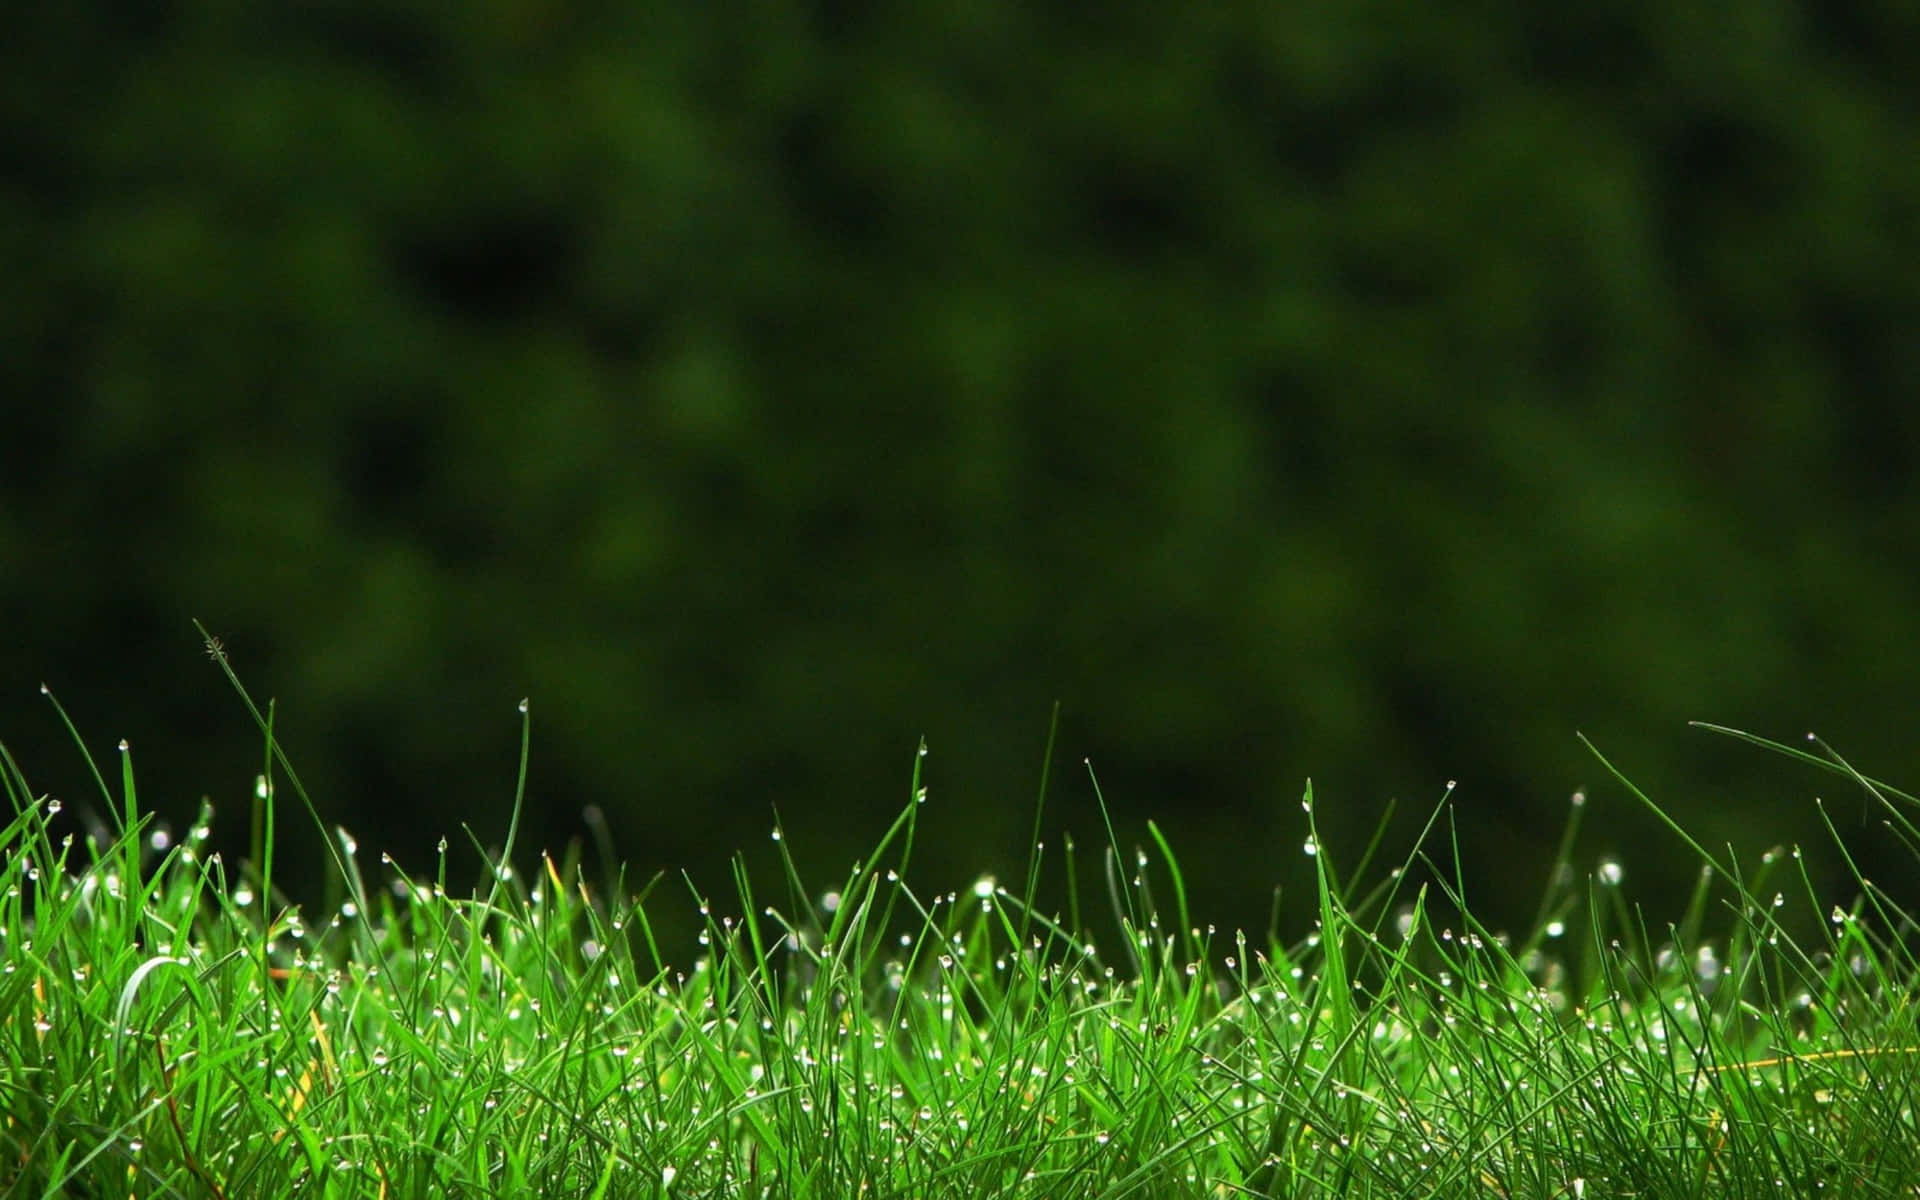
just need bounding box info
[3,652,1916,1197]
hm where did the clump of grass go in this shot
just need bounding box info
[1,659,1916,1197]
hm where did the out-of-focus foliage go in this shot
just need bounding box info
[4,3,1916,943]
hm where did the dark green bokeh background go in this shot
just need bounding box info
[5,5,1917,953]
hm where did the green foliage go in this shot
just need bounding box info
[4,3,1917,928]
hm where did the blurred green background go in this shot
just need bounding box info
[4,4,1916,955]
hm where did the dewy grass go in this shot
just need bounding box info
[2,664,1917,1196]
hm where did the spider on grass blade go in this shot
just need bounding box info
[203,633,228,663]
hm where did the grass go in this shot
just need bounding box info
[2,653,1917,1197]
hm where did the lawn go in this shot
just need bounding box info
[3,649,1916,1197]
